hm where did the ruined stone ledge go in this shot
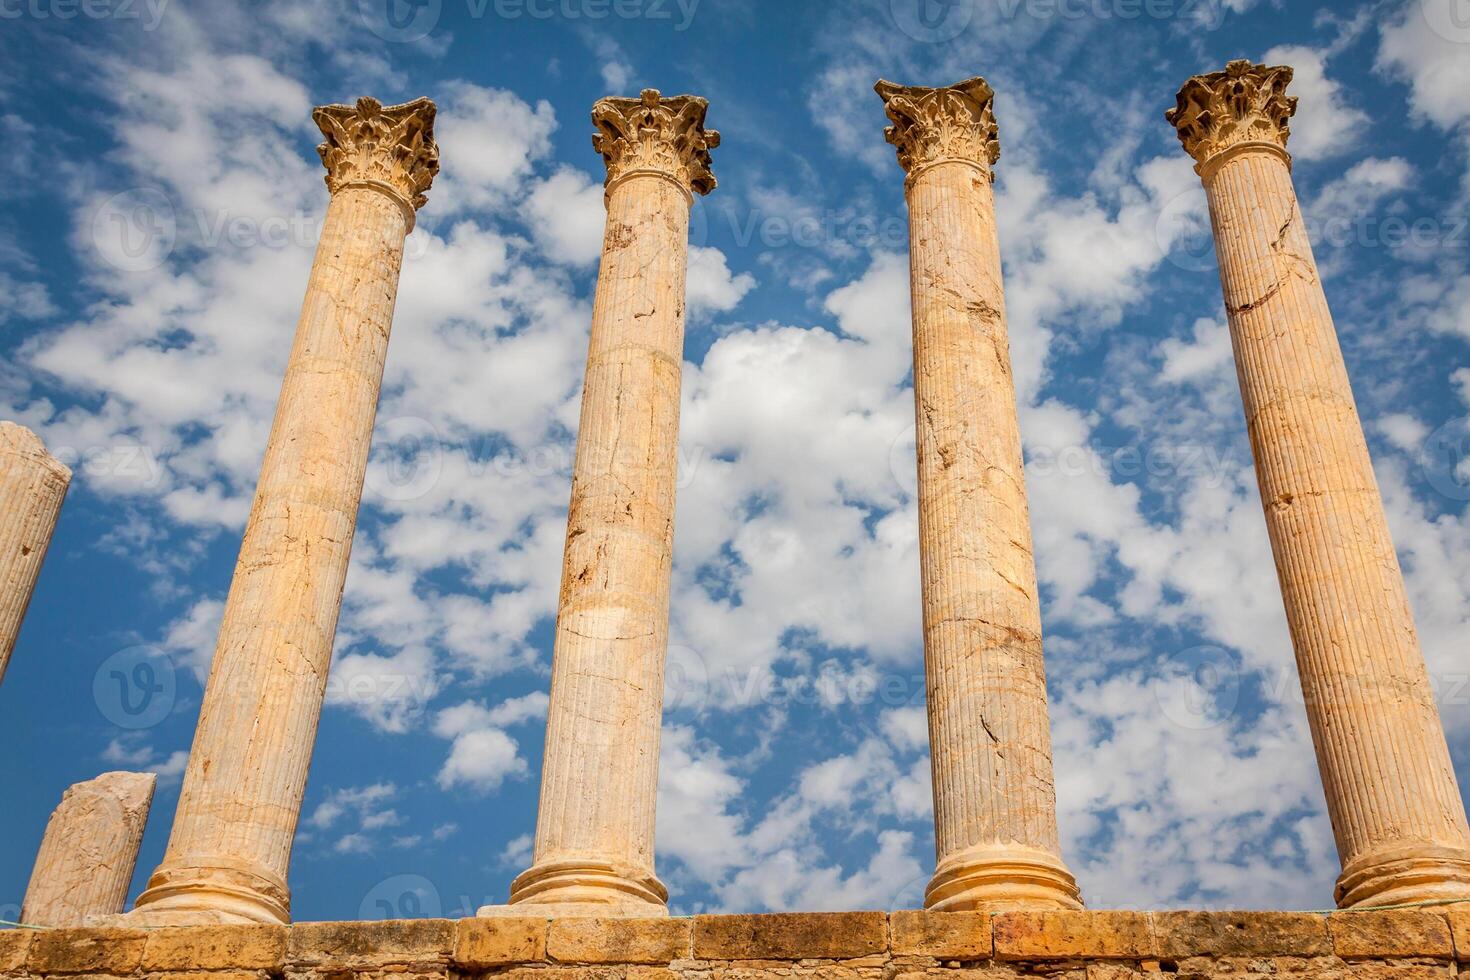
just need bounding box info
[2,909,1468,978]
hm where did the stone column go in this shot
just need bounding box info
[875,78,1081,912]
[22,772,156,926]
[1168,60,1470,908]
[128,97,439,925]
[487,89,718,919]
[0,422,71,685]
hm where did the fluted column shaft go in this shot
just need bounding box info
[493,89,719,918]
[23,772,156,927]
[130,97,438,925]
[0,422,71,685]
[877,77,1081,912]
[1171,61,1470,908]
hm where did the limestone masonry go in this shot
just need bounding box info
[5,55,1470,964]
[4,910,1470,978]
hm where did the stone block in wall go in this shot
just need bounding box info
[993,910,1157,960]
[546,917,691,964]
[693,911,888,960]
[1328,911,1454,959]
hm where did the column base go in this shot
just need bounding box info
[480,859,668,918]
[925,843,1083,912]
[1335,843,1470,909]
[124,860,291,925]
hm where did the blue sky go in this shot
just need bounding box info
[2,0,1469,922]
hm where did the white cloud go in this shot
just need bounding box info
[431,694,546,792]
[686,245,756,316]
[436,727,525,792]
[1377,1,1470,132]
[433,83,558,211]
[1159,318,1232,384]
[1262,45,1368,161]
[1378,413,1429,453]
[523,167,606,266]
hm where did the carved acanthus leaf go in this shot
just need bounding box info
[875,76,1000,175]
[313,96,440,212]
[591,88,720,196]
[1166,60,1297,167]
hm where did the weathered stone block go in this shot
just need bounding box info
[889,910,992,959]
[495,969,624,980]
[547,917,690,964]
[141,924,287,971]
[0,929,32,972]
[1153,911,1332,958]
[693,912,887,960]
[1329,912,1453,959]
[28,926,148,973]
[993,911,1156,960]
[1448,911,1470,962]
[454,917,548,967]
[287,919,455,968]
[626,968,682,980]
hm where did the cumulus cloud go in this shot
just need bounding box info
[432,694,548,792]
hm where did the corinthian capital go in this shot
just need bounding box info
[1166,60,1297,172]
[591,88,720,197]
[313,96,440,217]
[875,76,1000,177]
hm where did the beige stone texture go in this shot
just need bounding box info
[889,910,992,959]
[287,919,454,970]
[27,926,149,974]
[140,924,287,971]
[1168,60,1470,909]
[1152,910,1332,958]
[0,928,32,971]
[693,911,888,960]
[453,918,549,968]
[875,76,1080,913]
[993,910,1157,961]
[1449,910,1470,961]
[492,89,718,919]
[0,422,70,685]
[20,771,155,926]
[11,912,1465,978]
[547,918,691,963]
[125,97,438,927]
[1330,912,1455,959]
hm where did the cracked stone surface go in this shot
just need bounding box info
[126,97,438,927]
[22,771,155,926]
[878,76,1080,913]
[493,89,717,919]
[1171,60,1470,909]
[0,422,70,686]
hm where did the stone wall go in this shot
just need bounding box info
[2,909,1467,979]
